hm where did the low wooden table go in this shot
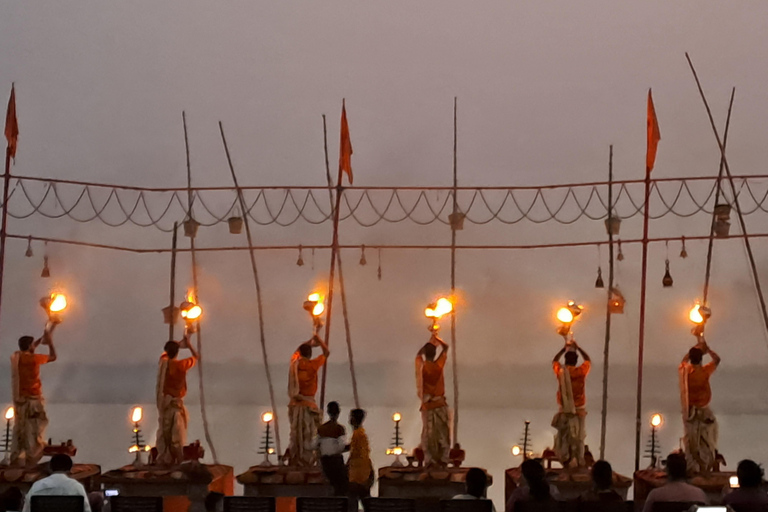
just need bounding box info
[102,463,233,512]
[378,466,493,512]
[237,466,333,512]
[0,463,101,494]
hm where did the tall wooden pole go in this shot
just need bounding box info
[169,222,178,342]
[450,97,459,445]
[219,121,282,459]
[0,146,11,328]
[182,111,218,463]
[599,145,614,460]
[321,114,359,408]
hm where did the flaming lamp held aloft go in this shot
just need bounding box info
[556,301,583,339]
[425,297,453,333]
[40,292,68,330]
[303,293,325,336]
[128,406,150,466]
[180,291,203,334]
[689,303,711,337]
[1,406,13,465]
[259,411,275,466]
[386,412,405,467]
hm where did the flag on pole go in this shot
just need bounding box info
[646,88,661,174]
[339,99,353,185]
[5,84,18,160]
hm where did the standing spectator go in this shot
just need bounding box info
[723,459,768,510]
[23,455,91,512]
[347,409,373,512]
[580,460,623,502]
[641,453,707,512]
[317,401,349,496]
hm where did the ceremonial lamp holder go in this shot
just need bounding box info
[1,409,12,466]
[258,412,275,467]
[303,300,324,337]
[388,414,405,467]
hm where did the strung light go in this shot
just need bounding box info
[5,406,14,421]
[650,413,663,428]
[360,245,367,266]
[262,411,274,423]
[25,236,33,258]
[595,267,604,289]
[511,445,522,457]
[392,412,402,422]
[131,406,143,424]
[297,245,304,267]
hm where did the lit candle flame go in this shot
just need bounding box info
[131,406,143,423]
[511,445,522,456]
[650,413,662,428]
[128,445,139,453]
[392,412,402,422]
[308,293,321,302]
[425,298,453,319]
[312,302,325,317]
[689,305,704,324]
[556,307,574,324]
[393,447,403,456]
[4,407,14,420]
[262,411,274,423]
[49,293,67,313]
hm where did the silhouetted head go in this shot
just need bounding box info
[327,401,340,420]
[350,408,366,428]
[299,343,312,359]
[164,341,180,359]
[423,343,437,361]
[564,351,578,366]
[465,468,488,498]
[665,453,687,481]
[205,492,224,512]
[737,459,764,489]
[50,454,73,473]
[0,486,24,512]
[521,459,550,500]
[18,336,34,352]
[591,460,614,490]
[88,492,104,512]
[688,347,703,365]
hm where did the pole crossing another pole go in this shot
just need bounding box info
[449,97,460,446]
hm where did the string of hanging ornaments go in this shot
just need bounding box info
[0,174,758,232]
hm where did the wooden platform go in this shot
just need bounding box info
[102,463,233,512]
[0,463,101,494]
[505,466,632,504]
[378,466,493,512]
[237,465,333,497]
[634,468,735,505]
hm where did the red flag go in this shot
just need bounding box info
[5,85,18,160]
[646,88,661,174]
[339,99,353,185]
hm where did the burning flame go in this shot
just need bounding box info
[128,445,139,453]
[425,298,453,319]
[131,406,143,423]
[556,307,574,324]
[145,445,151,452]
[181,293,203,321]
[392,412,402,422]
[393,447,403,456]
[689,305,704,324]
[511,445,522,456]
[49,293,67,313]
[308,293,321,302]
[307,293,325,317]
[4,407,14,420]
[650,413,662,428]
[262,411,274,423]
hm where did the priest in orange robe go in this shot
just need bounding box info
[551,340,591,467]
[415,334,450,466]
[155,335,198,465]
[288,335,330,466]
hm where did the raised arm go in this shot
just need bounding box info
[182,335,199,360]
[553,346,567,364]
[43,331,57,363]
[431,334,449,354]
[574,342,591,362]
[312,335,330,357]
[701,340,720,366]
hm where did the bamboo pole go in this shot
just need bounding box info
[182,111,218,463]
[598,145,614,460]
[450,97,460,445]
[321,114,360,408]
[218,121,282,459]
[169,222,178,342]
[685,55,768,338]
[0,147,11,331]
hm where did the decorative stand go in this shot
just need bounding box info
[0,441,100,494]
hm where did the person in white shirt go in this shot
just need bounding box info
[642,453,707,512]
[454,467,497,512]
[315,401,348,496]
[23,454,91,512]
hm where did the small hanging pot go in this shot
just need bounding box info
[228,216,243,234]
[714,203,731,222]
[714,219,731,238]
[595,267,604,289]
[662,260,673,288]
[604,216,621,236]
[183,218,200,238]
[449,211,465,231]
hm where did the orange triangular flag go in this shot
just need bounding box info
[4,84,18,160]
[646,88,661,174]
[339,99,353,185]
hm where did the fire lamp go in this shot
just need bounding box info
[303,293,325,335]
[608,288,625,315]
[40,292,68,328]
[645,413,663,469]
[259,411,275,466]
[510,420,532,460]
[1,406,13,464]
[386,412,405,467]
[128,406,150,465]
[689,303,711,337]
[556,301,583,338]
[180,292,203,334]
[425,297,453,333]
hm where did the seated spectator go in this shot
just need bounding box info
[642,453,707,512]
[723,459,768,510]
[506,459,559,512]
[23,455,91,512]
[205,492,224,512]
[580,460,623,502]
[453,467,497,512]
[0,487,24,512]
[87,493,103,512]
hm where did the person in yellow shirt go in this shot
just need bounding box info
[288,335,329,467]
[155,335,198,466]
[10,327,57,468]
[551,340,591,467]
[679,337,720,473]
[415,334,450,466]
[347,408,373,512]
